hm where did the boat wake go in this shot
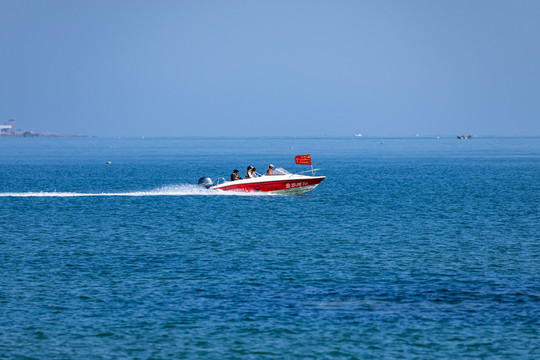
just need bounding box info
[0,184,276,198]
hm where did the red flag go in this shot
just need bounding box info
[295,154,312,165]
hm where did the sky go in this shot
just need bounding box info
[1,0,539,137]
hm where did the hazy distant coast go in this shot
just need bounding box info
[0,130,86,138]
[0,120,85,138]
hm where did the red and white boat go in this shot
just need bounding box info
[198,155,325,195]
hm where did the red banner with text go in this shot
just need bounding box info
[295,154,312,165]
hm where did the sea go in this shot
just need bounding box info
[0,136,538,359]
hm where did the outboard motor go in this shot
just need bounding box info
[198,177,214,189]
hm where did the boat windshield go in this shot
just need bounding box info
[273,167,291,175]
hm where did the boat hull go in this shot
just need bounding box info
[211,175,325,194]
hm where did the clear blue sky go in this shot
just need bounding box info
[1,0,539,137]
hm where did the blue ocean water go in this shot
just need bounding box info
[0,137,538,359]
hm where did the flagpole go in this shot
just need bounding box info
[295,154,314,175]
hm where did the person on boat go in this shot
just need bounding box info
[245,166,254,179]
[230,169,241,181]
[252,167,261,177]
[265,164,274,175]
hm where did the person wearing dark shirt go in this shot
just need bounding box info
[230,169,241,181]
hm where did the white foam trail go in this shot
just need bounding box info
[0,184,275,197]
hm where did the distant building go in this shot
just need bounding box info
[0,120,14,134]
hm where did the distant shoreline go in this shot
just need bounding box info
[0,131,86,138]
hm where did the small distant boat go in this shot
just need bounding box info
[354,133,362,137]
[457,135,472,139]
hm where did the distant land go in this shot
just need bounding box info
[0,120,86,138]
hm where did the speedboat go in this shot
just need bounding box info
[198,167,325,195]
